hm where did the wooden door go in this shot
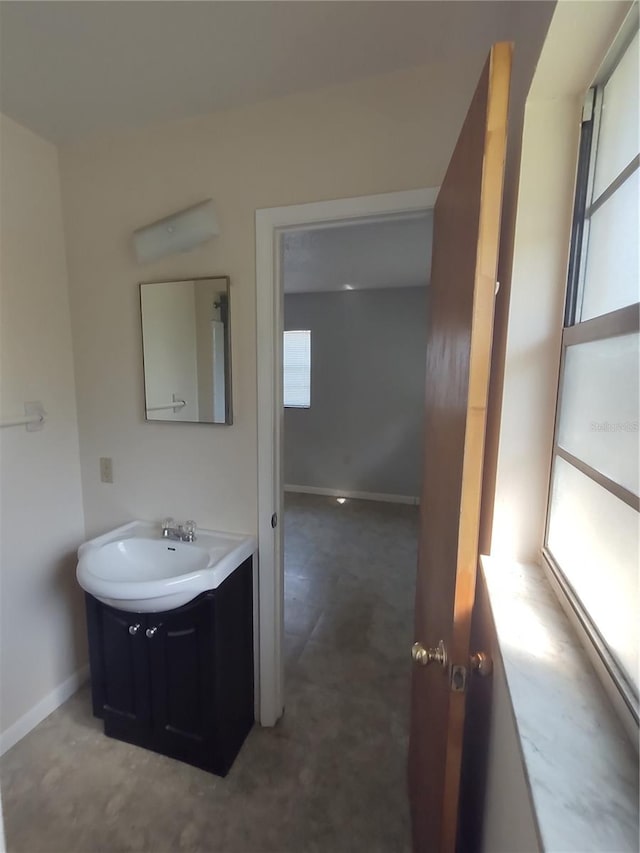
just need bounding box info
[408,42,512,852]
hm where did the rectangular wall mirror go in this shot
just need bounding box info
[140,276,232,424]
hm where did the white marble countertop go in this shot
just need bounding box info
[481,556,639,853]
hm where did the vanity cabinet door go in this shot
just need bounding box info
[146,593,218,771]
[85,595,151,738]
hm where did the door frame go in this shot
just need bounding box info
[255,187,439,725]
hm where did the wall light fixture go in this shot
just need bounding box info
[132,199,220,263]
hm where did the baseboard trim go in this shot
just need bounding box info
[0,664,90,756]
[284,484,420,506]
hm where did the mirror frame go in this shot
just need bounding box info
[139,275,233,425]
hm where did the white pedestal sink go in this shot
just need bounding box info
[77,520,256,612]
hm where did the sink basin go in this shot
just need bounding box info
[77,520,256,612]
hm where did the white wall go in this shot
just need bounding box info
[59,63,490,539]
[481,650,541,852]
[284,287,427,498]
[489,96,581,562]
[0,115,86,746]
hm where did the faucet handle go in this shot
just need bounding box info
[161,517,175,536]
[183,520,197,541]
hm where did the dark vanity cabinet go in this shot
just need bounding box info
[85,557,254,776]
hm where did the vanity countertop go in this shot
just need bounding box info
[77,520,256,613]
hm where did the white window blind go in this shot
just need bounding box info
[283,330,311,408]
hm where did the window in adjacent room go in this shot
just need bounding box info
[544,27,639,723]
[283,330,311,408]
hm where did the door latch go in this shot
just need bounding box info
[450,665,468,692]
[450,652,492,692]
[271,513,278,529]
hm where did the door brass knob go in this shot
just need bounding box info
[411,640,447,669]
[470,651,492,677]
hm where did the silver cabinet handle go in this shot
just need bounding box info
[128,624,140,636]
[145,626,158,639]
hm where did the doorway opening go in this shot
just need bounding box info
[255,189,438,727]
[281,210,432,679]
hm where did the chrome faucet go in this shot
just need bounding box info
[161,518,197,542]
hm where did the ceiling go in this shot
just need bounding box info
[283,213,432,294]
[0,1,554,144]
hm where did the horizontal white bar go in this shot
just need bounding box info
[0,402,46,431]
[146,400,186,412]
[0,414,44,428]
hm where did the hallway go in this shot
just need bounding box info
[1,495,418,852]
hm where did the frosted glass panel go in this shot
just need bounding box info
[548,457,639,692]
[582,168,639,320]
[558,333,639,495]
[593,31,640,198]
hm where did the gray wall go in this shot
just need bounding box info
[284,287,427,498]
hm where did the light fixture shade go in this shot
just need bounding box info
[132,199,219,263]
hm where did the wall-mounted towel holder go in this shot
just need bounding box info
[0,401,46,431]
